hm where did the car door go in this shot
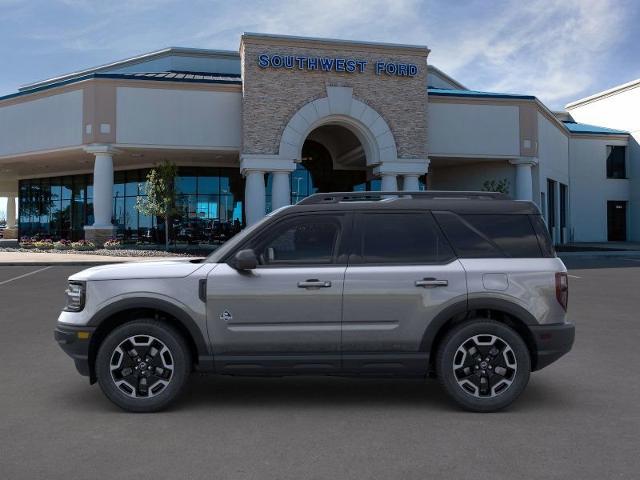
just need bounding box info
[341,211,467,374]
[206,212,350,373]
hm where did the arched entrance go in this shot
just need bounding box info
[267,123,385,211]
[243,86,428,224]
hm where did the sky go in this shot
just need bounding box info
[0,0,639,216]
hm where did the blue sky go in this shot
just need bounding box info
[1,0,639,219]
[1,0,639,109]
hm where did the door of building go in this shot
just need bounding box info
[607,201,627,241]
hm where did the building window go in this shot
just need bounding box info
[18,167,244,245]
[547,179,556,234]
[606,146,626,179]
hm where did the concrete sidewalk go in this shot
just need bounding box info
[0,251,195,265]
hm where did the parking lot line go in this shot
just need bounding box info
[0,266,51,286]
[568,274,581,279]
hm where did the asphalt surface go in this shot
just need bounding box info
[1,257,639,479]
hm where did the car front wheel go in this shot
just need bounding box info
[96,320,191,412]
[436,319,531,412]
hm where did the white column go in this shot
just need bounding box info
[510,158,538,201]
[380,173,398,192]
[244,170,266,226]
[271,171,291,210]
[6,195,16,229]
[402,174,420,191]
[91,151,115,227]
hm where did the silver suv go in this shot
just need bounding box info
[55,191,574,412]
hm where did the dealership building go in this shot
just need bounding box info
[0,33,636,246]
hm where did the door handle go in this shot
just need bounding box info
[297,279,332,289]
[415,278,448,288]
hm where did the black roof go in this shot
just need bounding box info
[283,191,541,215]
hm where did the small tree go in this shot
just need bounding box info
[482,178,510,195]
[136,161,178,250]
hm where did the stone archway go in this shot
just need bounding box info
[241,86,429,225]
[278,86,398,166]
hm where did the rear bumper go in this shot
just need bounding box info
[54,324,96,378]
[530,322,575,371]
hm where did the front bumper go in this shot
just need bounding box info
[54,324,96,378]
[530,322,575,371]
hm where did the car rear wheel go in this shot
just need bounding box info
[96,320,191,412]
[436,319,530,412]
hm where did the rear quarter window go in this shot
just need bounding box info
[434,212,547,258]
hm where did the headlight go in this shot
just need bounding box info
[64,282,85,312]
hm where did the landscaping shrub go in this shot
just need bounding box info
[70,240,96,251]
[53,239,72,250]
[103,238,122,250]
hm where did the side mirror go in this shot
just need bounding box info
[231,249,258,270]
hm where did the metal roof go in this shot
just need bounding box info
[428,87,535,100]
[562,121,628,135]
[19,47,240,92]
[0,71,241,103]
[106,71,241,83]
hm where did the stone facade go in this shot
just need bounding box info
[240,34,429,161]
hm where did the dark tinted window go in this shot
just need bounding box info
[606,146,626,179]
[253,215,340,265]
[434,212,543,258]
[358,213,454,264]
[530,215,555,257]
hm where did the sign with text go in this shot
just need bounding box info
[257,53,418,77]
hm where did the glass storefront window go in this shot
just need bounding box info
[18,166,245,245]
[176,175,197,195]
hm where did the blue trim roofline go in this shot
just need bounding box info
[562,121,628,135]
[428,87,536,100]
[0,72,242,103]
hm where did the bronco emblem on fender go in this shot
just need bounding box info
[219,310,233,322]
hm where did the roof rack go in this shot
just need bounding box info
[297,191,508,205]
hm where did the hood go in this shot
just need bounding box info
[69,258,206,281]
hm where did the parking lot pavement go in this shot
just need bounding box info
[1,258,639,480]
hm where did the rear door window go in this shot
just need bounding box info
[355,212,455,264]
[434,212,544,258]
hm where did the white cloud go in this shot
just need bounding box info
[4,0,634,108]
[423,0,630,107]
[183,0,632,107]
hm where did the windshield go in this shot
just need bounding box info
[205,207,290,263]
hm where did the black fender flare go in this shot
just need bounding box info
[420,296,538,354]
[87,297,211,367]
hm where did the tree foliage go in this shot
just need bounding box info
[482,178,510,195]
[136,160,178,250]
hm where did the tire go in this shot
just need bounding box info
[436,319,530,412]
[96,319,191,413]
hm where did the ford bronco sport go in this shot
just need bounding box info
[55,191,574,412]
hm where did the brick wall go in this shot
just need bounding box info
[241,36,429,160]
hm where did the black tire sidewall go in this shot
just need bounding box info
[437,320,531,412]
[96,320,191,412]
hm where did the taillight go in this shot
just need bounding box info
[555,272,569,311]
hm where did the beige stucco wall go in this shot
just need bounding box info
[0,89,83,157]
[427,102,520,157]
[240,35,429,160]
[116,86,242,148]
